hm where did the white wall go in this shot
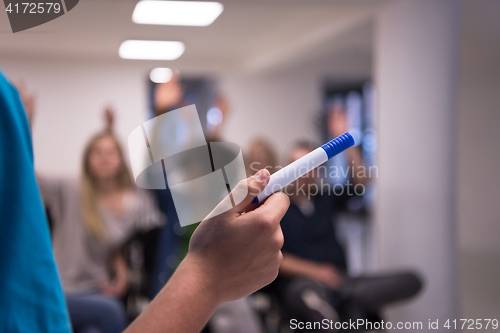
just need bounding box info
[375,0,460,325]
[0,57,323,176]
[457,0,500,323]
[0,56,150,178]
[0,52,370,176]
[458,39,500,321]
[0,58,320,176]
[219,40,372,160]
[458,51,500,325]
[220,70,320,161]
[458,0,500,255]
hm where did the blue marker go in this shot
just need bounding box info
[251,132,355,204]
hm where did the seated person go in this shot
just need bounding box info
[37,131,165,333]
[20,94,166,333]
[1,69,290,333]
[272,141,422,331]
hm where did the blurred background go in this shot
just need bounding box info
[1,0,499,331]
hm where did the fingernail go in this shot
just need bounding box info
[254,169,270,183]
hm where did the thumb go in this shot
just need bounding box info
[230,169,270,213]
[231,169,271,214]
[202,169,270,222]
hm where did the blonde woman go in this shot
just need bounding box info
[245,138,279,176]
[38,132,164,333]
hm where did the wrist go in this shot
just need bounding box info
[173,255,222,309]
[124,255,221,333]
[305,262,324,278]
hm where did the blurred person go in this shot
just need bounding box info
[272,140,422,332]
[1,70,290,333]
[37,131,165,333]
[204,102,267,333]
[147,71,229,280]
[260,105,421,331]
[206,93,231,142]
[327,100,366,185]
[245,138,279,176]
[148,72,266,333]
[103,105,116,133]
[17,83,165,332]
[152,70,185,115]
[147,70,199,297]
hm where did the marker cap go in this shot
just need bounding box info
[321,132,355,159]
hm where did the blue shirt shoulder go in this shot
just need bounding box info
[0,70,71,333]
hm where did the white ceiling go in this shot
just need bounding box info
[3,0,498,76]
[0,0,379,74]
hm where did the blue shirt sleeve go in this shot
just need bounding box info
[0,70,72,333]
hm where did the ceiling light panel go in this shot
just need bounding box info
[150,67,174,83]
[119,40,185,60]
[133,1,224,27]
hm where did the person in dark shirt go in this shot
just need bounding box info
[274,141,422,332]
[280,191,347,278]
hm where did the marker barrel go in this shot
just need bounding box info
[251,132,355,204]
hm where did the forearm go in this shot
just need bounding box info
[346,147,366,185]
[280,253,319,278]
[125,170,288,332]
[124,256,220,333]
[112,251,128,284]
[280,253,342,288]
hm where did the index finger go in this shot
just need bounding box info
[246,192,290,225]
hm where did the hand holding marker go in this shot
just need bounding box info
[251,132,355,204]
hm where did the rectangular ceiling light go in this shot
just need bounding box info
[132,1,223,26]
[119,40,185,60]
